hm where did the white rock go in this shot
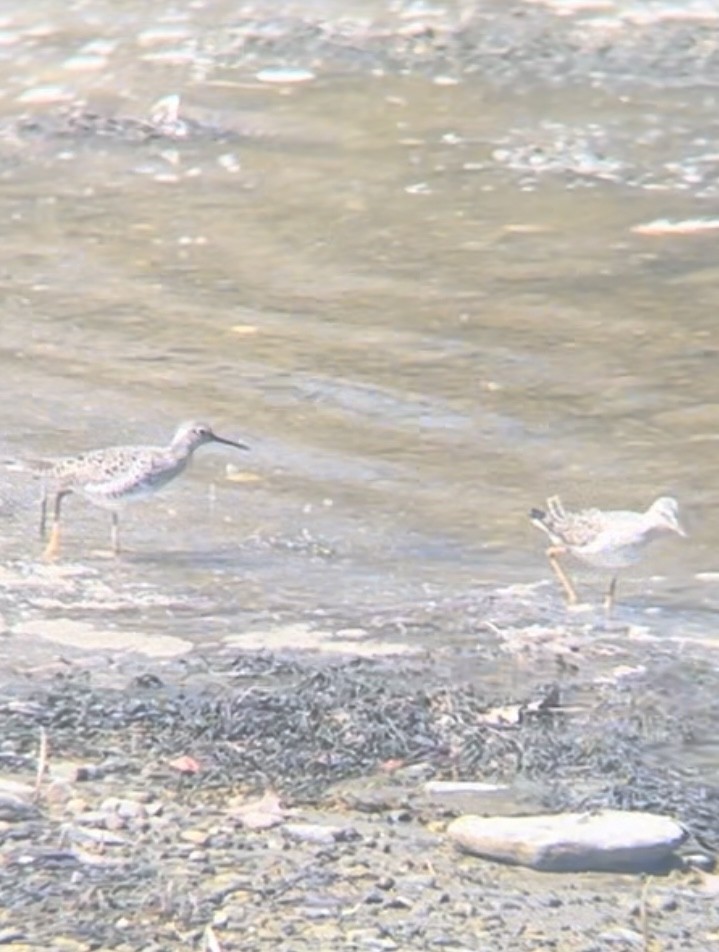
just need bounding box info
[95,797,146,823]
[0,778,34,799]
[17,85,71,104]
[447,810,686,872]
[256,67,315,84]
[283,822,355,845]
[64,824,127,847]
[424,781,509,796]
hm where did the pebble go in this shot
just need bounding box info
[99,797,147,821]
[256,67,315,84]
[0,792,37,821]
[283,822,357,845]
[447,810,687,872]
[364,889,384,904]
[16,85,71,104]
[453,900,473,917]
[345,931,397,950]
[137,26,192,46]
[384,895,412,910]
[181,829,210,847]
[402,874,437,892]
[598,927,644,946]
[0,779,34,798]
[64,824,127,847]
[683,852,715,872]
[0,929,26,944]
[424,781,509,796]
[62,54,108,72]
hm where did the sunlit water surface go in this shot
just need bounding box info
[0,1,717,674]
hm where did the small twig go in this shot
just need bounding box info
[34,727,48,799]
[482,620,503,637]
[640,876,651,951]
[202,925,223,952]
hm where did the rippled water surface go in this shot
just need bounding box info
[0,0,717,657]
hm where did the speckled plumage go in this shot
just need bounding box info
[38,421,249,558]
[530,495,686,612]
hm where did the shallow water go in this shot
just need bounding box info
[0,0,717,664]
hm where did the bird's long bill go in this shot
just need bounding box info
[665,513,688,537]
[212,434,250,451]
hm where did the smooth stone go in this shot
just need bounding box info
[64,824,127,847]
[180,829,210,847]
[255,67,316,84]
[0,793,37,821]
[282,822,355,845]
[100,797,146,819]
[0,779,34,799]
[447,810,687,873]
[598,928,644,946]
[683,852,715,872]
[424,781,509,796]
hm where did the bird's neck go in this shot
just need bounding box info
[169,440,200,462]
[644,519,668,540]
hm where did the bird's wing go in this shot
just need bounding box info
[540,507,609,548]
[80,449,176,500]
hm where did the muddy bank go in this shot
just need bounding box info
[0,606,718,951]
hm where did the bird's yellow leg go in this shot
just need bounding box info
[546,545,579,605]
[41,491,67,561]
[42,522,61,561]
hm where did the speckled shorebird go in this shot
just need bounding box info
[530,495,686,614]
[37,421,249,558]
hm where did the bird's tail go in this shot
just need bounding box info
[530,496,565,536]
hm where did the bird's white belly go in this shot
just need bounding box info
[81,478,164,509]
[78,457,187,509]
[572,540,644,570]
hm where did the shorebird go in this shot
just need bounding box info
[36,421,249,558]
[530,495,686,614]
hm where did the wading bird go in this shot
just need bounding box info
[36,420,249,558]
[530,495,686,614]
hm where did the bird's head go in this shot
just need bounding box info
[648,496,686,537]
[171,421,249,454]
